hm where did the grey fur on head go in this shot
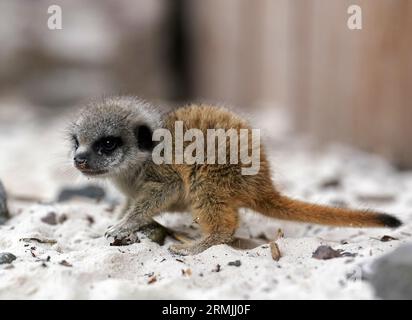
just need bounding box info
[67,96,163,179]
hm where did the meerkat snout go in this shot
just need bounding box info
[73,153,88,167]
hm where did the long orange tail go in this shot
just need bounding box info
[256,194,402,228]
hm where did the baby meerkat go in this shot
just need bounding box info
[68,96,402,255]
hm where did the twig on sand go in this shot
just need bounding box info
[20,237,57,244]
[270,241,281,261]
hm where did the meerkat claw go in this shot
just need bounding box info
[105,221,135,240]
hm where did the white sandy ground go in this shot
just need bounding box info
[0,99,411,299]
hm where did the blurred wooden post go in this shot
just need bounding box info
[291,0,412,168]
[353,0,412,168]
[185,0,290,108]
[185,0,412,168]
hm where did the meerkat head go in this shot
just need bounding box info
[68,96,162,178]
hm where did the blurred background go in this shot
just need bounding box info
[2,1,412,301]
[0,0,411,172]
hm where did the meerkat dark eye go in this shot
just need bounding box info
[94,136,123,155]
[103,138,117,151]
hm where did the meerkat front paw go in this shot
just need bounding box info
[105,219,140,241]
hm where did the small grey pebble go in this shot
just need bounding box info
[41,212,58,225]
[0,252,17,264]
[228,260,241,267]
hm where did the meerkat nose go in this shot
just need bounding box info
[74,153,89,168]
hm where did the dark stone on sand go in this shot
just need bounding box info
[228,260,241,267]
[0,252,17,264]
[312,245,356,260]
[41,212,58,225]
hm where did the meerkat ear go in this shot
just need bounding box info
[134,124,154,151]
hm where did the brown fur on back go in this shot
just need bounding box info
[159,105,400,254]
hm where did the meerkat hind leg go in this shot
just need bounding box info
[169,205,238,255]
